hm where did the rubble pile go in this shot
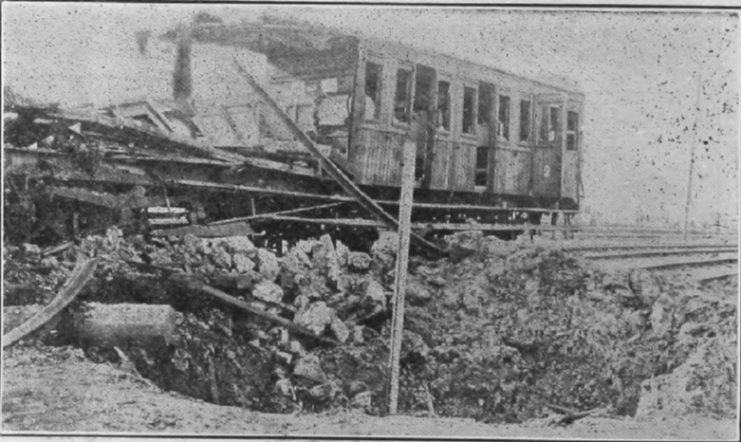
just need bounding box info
[3,243,77,306]
[3,228,736,422]
[386,232,737,421]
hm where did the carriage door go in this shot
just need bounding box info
[412,64,436,188]
[561,102,582,203]
[532,96,565,198]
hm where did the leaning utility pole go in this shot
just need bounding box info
[683,64,703,241]
[387,141,416,414]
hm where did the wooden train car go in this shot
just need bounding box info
[245,22,584,212]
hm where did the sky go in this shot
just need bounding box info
[2,3,739,227]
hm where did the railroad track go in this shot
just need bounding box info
[570,241,739,283]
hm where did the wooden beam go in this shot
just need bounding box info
[251,215,384,228]
[388,141,416,414]
[171,274,339,346]
[151,221,254,238]
[250,215,582,233]
[4,259,98,348]
[171,178,355,203]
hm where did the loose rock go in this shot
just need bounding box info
[293,354,326,383]
[252,280,284,304]
[294,301,334,336]
[257,248,280,282]
[347,252,372,272]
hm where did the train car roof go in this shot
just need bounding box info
[186,18,584,97]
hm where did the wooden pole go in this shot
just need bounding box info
[388,141,417,414]
[683,64,703,241]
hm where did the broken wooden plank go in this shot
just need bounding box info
[172,178,355,203]
[148,217,190,226]
[171,274,339,346]
[3,258,98,348]
[206,274,296,313]
[47,108,248,165]
[253,215,385,228]
[41,241,74,257]
[146,207,188,215]
[108,154,236,167]
[151,221,254,238]
[50,186,158,210]
[545,402,605,426]
[233,60,445,258]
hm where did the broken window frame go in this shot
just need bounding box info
[498,94,511,141]
[566,109,579,151]
[412,64,435,115]
[363,60,383,122]
[474,145,489,190]
[519,98,533,143]
[461,83,478,136]
[436,77,452,134]
[392,64,414,126]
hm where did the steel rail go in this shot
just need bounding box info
[632,255,738,271]
[582,247,738,260]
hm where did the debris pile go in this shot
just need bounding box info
[4,229,736,422]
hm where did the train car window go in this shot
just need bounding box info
[475,146,488,187]
[541,105,561,143]
[519,99,532,142]
[413,65,434,113]
[567,110,579,150]
[478,84,493,125]
[394,68,413,124]
[437,80,451,132]
[549,106,560,142]
[498,95,510,141]
[364,61,382,121]
[462,86,477,135]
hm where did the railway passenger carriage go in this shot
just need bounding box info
[264,31,584,214]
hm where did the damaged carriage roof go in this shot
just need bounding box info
[171,16,583,94]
